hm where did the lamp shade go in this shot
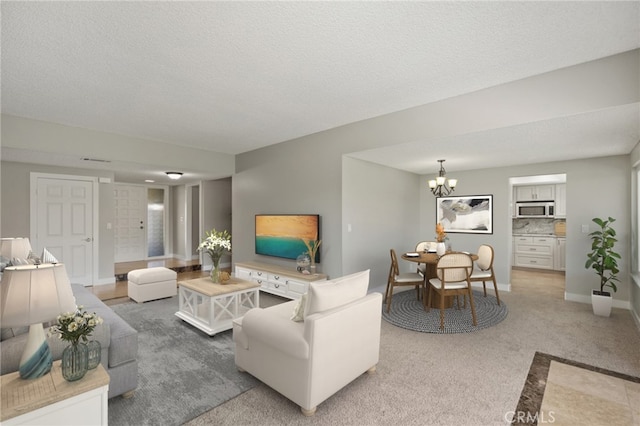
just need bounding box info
[1,263,76,327]
[1,237,32,260]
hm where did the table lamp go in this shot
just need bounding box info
[0,263,76,379]
[1,237,32,261]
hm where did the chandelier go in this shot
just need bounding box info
[428,160,457,197]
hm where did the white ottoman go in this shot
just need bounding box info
[127,267,177,303]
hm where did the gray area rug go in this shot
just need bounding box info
[382,289,507,333]
[108,296,257,426]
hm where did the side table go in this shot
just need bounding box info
[1,360,110,425]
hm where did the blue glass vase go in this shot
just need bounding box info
[87,340,101,369]
[61,342,88,381]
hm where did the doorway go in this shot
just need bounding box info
[510,174,567,297]
[30,173,97,285]
[114,184,169,262]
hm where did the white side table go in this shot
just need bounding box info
[1,360,110,425]
[176,276,260,336]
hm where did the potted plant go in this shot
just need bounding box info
[584,217,620,317]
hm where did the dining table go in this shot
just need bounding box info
[401,251,478,309]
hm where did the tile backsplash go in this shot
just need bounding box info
[513,218,566,235]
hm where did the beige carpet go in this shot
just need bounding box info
[185,286,640,426]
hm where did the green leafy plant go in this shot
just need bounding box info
[585,217,620,294]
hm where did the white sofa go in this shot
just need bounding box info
[233,269,382,416]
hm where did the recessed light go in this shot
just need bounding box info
[145,180,155,183]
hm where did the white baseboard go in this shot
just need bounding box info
[92,276,116,286]
[565,292,631,310]
[632,308,640,332]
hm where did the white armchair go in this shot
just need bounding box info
[232,269,382,416]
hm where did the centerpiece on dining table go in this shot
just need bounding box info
[197,228,231,283]
[435,222,447,256]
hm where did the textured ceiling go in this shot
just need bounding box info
[2,1,640,181]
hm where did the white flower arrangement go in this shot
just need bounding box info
[48,305,103,345]
[197,229,231,264]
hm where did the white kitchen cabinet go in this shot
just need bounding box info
[555,237,566,271]
[515,185,555,201]
[555,183,567,217]
[235,261,328,299]
[513,235,556,270]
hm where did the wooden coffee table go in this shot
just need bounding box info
[175,276,260,336]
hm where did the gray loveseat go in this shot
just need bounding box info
[0,283,138,399]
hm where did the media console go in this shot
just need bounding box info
[234,261,328,300]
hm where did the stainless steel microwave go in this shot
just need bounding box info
[516,201,555,218]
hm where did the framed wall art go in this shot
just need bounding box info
[436,195,493,234]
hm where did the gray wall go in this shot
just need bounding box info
[234,50,638,288]
[201,178,232,270]
[1,161,116,283]
[419,155,632,306]
[342,157,421,292]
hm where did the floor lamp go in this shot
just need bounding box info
[1,263,76,379]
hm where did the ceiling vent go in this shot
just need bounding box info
[81,157,111,163]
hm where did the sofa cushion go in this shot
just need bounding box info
[71,284,138,367]
[290,293,307,322]
[304,269,369,319]
[41,247,59,264]
[241,301,309,359]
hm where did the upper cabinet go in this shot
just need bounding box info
[554,183,566,217]
[514,184,555,201]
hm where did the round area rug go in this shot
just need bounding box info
[382,289,508,334]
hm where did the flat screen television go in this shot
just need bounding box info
[255,214,320,263]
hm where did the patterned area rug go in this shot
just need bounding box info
[108,296,257,426]
[382,289,507,333]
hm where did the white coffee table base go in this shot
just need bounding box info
[176,278,260,336]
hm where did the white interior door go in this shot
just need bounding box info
[114,185,147,262]
[34,176,94,284]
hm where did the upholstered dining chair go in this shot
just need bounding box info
[469,244,500,305]
[414,241,436,276]
[385,249,424,313]
[426,252,477,330]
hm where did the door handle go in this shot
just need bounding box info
[84,237,92,242]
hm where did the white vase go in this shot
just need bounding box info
[591,290,612,317]
[436,242,446,256]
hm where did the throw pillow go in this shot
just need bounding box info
[41,247,59,264]
[290,293,307,322]
[304,269,370,318]
[10,257,30,266]
[0,255,9,272]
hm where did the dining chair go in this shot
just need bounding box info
[385,249,424,313]
[426,252,477,330]
[414,241,436,276]
[469,244,500,305]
